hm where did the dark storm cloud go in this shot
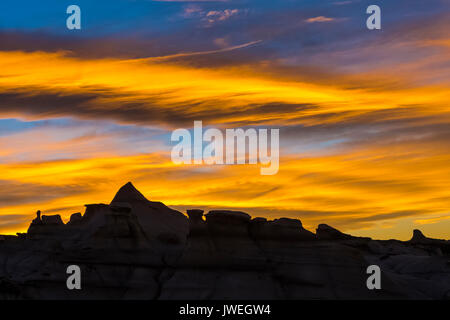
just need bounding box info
[0,89,324,127]
[0,180,91,208]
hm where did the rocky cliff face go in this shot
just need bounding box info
[0,183,449,300]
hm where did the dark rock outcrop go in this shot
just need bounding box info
[408,229,450,255]
[110,182,188,246]
[316,223,370,241]
[186,209,204,220]
[249,217,316,241]
[409,229,445,245]
[68,212,82,225]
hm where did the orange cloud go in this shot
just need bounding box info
[1,137,449,240]
[0,50,449,129]
[0,18,449,241]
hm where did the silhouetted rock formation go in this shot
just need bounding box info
[408,229,450,255]
[112,182,149,202]
[249,217,316,241]
[0,182,449,300]
[110,182,188,245]
[316,224,370,241]
[68,212,82,225]
[409,229,446,245]
[42,215,64,225]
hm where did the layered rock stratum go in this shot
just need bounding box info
[0,182,449,299]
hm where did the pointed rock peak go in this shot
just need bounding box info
[111,182,149,203]
[411,229,427,242]
[413,229,425,237]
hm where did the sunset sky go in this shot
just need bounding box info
[0,0,449,239]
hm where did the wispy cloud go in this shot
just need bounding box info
[305,16,336,23]
[205,9,240,24]
[414,215,450,225]
[131,40,262,61]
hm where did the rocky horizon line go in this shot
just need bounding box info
[1,181,448,243]
[1,181,449,299]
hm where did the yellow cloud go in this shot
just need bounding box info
[0,50,449,127]
[0,142,449,240]
[0,47,449,240]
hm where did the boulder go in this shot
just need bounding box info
[68,212,82,225]
[187,209,204,221]
[205,210,251,237]
[187,209,207,237]
[83,204,110,222]
[205,210,251,224]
